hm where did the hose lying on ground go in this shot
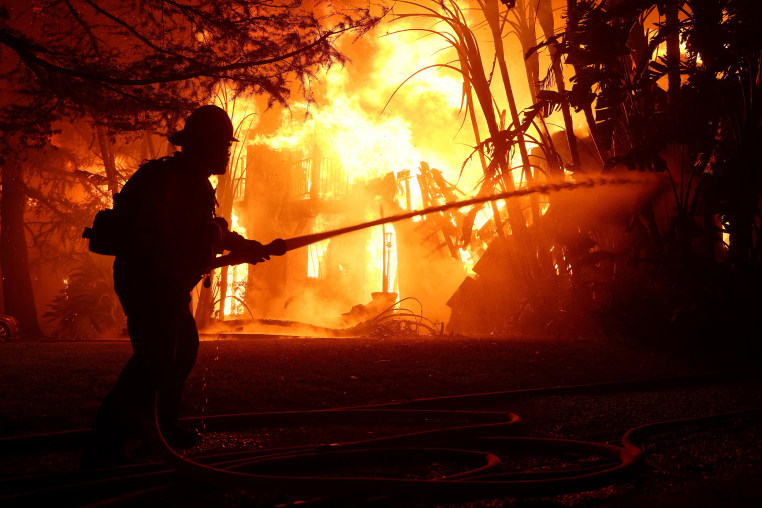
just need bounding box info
[2,373,760,507]
[141,394,639,502]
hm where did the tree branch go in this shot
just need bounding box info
[0,25,346,86]
[81,0,202,66]
[62,0,102,53]
[22,182,80,227]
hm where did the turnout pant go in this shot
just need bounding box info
[83,274,198,460]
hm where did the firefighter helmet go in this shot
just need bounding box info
[168,105,238,146]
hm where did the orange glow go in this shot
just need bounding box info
[308,216,332,279]
[252,18,472,191]
[245,19,477,298]
[200,7,553,323]
[222,212,248,318]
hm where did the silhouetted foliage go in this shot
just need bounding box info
[43,257,125,339]
[0,0,382,335]
[524,0,762,345]
[1,0,380,150]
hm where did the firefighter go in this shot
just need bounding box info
[81,105,263,468]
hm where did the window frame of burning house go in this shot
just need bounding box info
[222,264,248,317]
[307,240,329,280]
[318,158,348,198]
[295,156,348,200]
[296,158,312,199]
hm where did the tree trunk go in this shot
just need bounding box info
[485,0,538,197]
[486,0,550,272]
[1,161,43,337]
[456,23,528,237]
[564,0,606,165]
[517,0,564,178]
[95,122,120,198]
[464,79,505,239]
[665,0,681,105]
[549,45,582,173]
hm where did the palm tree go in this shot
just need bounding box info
[528,0,762,342]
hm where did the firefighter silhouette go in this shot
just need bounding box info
[82,105,256,468]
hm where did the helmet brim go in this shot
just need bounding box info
[168,130,239,146]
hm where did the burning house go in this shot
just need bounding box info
[187,14,503,335]
[195,121,473,334]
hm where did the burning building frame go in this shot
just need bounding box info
[194,121,476,335]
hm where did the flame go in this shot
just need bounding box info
[246,19,475,300]
[204,9,554,321]
[365,224,398,295]
[253,19,471,189]
[460,248,477,276]
[222,211,249,318]
[308,215,332,279]
[255,96,436,188]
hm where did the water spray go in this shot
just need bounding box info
[219,176,641,266]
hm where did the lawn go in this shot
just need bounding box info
[1,333,761,507]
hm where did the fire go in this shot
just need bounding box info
[253,18,473,189]
[308,215,332,279]
[366,224,398,295]
[222,213,249,317]
[204,8,547,324]
[370,22,463,106]
[242,18,477,310]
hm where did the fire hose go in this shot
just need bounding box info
[216,176,642,267]
[6,373,759,506]
[123,402,762,505]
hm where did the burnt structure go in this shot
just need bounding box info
[208,142,469,328]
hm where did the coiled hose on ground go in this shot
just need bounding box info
[1,373,760,507]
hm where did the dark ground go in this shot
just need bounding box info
[1,332,761,506]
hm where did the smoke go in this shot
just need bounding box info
[446,171,671,337]
[222,6,671,336]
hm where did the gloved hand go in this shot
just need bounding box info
[241,239,270,264]
[224,238,287,266]
[208,237,287,270]
[266,238,287,256]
